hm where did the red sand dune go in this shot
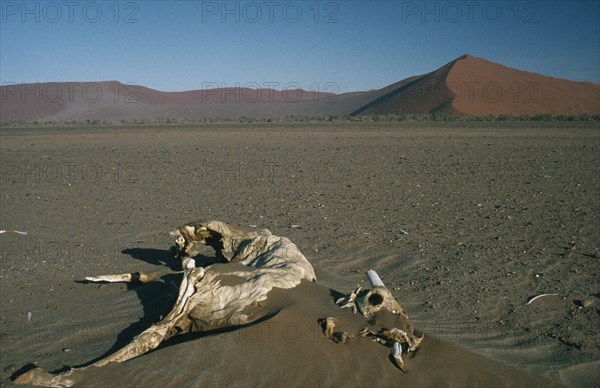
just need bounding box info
[131,85,331,105]
[354,55,600,116]
[0,82,335,121]
[1,55,598,122]
[448,55,600,115]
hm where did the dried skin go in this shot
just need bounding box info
[170,221,273,265]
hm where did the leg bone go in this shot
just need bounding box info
[85,272,159,284]
[14,266,206,386]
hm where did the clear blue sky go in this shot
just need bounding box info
[1,1,599,93]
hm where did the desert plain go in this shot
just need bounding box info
[0,121,598,387]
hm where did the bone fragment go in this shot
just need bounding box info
[526,293,559,305]
[319,317,337,340]
[333,331,352,344]
[85,272,158,284]
[0,230,28,235]
[335,286,360,313]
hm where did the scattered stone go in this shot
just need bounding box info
[574,298,595,308]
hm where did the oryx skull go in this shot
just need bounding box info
[333,270,423,371]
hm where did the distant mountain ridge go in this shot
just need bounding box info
[1,55,598,122]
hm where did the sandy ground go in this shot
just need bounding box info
[0,122,598,387]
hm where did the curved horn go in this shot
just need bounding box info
[365,270,385,288]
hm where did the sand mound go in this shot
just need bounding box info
[12,271,557,387]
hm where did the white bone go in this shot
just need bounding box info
[0,229,28,235]
[85,274,135,283]
[526,293,559,305]
[85,272,159,284]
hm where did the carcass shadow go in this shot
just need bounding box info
[329,289,346,303]
[120,247,179,271]
[122,247,218,270]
